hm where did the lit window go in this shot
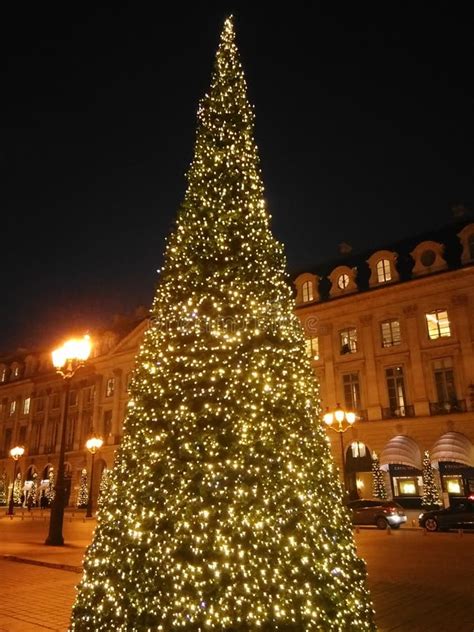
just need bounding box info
[302,280,314,303]
[426,310,451,340]
[23,397,31,415]
[305,337,319,360]
[340,328,357,354]
[106,378,115,398]
[10,400,16,415]
[351,441,366,458]
[376,259,392,283]
[12,366,20,378]
[381,320,401,347]
[337,274,350,290]
[0,368,6,383]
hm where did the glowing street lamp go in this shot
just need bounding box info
[45,335,92,546]
[7,446,25,516]
[323,404,358,492]
[85,435,103,518]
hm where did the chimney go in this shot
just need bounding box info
[338,242,352,256]
[451,204,467,218]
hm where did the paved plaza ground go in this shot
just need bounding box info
[0,511,473,631]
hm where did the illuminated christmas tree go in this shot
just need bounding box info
[371,453,387,500]
[13,473,22,505]
[421,450,442,510]
[0,471,7,506]
[46,467,55,505]
[28,472,38,508]
[71,17,375,631]
[77,469,89,509]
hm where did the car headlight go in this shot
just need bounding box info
[418,513,424,520]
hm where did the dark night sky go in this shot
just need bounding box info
[1,3,473,352]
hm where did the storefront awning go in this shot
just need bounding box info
[380,435,421,470]
[431,432,474,466]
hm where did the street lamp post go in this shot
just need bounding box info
[85,435,103,518]
[323,404,357,493]
[45,335,92,546]
[7,446,25,516]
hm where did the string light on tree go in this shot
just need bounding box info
[77,469,89,509]
[371,452,387,500]
[71,16,375,630]
[421,450,442,511]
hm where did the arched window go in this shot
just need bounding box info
[302,280,314,303]
[376,259,391,283]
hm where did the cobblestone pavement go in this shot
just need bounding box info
[0,514,473,631]
[0,559,77,631]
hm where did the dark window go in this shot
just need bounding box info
[3,428,12,453]
[18,426,27,445]
[386,367,407,415]
[343,373,361,410]
[421,249,436,267]
[103,410,113,437]
[434,358,456,403]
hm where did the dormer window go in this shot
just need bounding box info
[458,224,474,264]
[0,368,6,383]
[376,259,392,283]
[294,273,319,305]
[410,241,446,276]
[337,274,350,290]
[367,250,398,287]
[328,266,357,298]
[302,280,314,303]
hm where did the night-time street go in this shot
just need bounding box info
[1,515,473,632]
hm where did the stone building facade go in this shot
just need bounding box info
[1,220,474,509]
[294,218,474,506]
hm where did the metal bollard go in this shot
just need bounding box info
[458,529,463,537]
[386,525,392,535]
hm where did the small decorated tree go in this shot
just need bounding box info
[77,469,89,508]
[46,468,55,505]
[13,473,22,505]
[28,473,38,508]
[0,471,7,506]
[421,450,442,510]
[372,452,387,500]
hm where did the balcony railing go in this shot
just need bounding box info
[429,400,467,416]
[382,405,415,419]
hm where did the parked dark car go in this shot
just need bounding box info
[419,499,474,532]
[346,498,407,529]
